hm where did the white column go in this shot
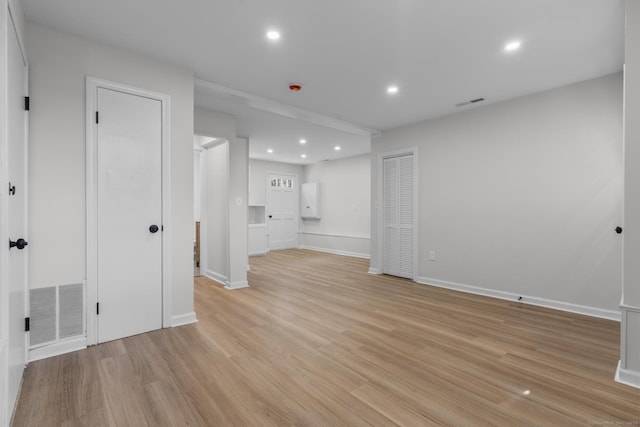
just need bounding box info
[618,0,640,389]
[226,137,249,289]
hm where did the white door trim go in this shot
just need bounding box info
[376,148,418,279]
[86,77,172,345]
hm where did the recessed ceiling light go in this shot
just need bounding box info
[387,86,399,94]
[334,145,341,151]
[301,154,306,159]
[504,41,521,52]
[266,30,280,40]
[267,149,273,153]
[299,139,306,144]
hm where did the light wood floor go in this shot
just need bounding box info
[12,249,640,426]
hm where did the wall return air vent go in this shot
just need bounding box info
[456,97,485,108]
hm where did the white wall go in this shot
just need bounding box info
[205,142,228,282]
[300,155,371,258]
[26,23,195,318]
[372,73,623,317]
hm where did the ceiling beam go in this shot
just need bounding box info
[194,78,381,138]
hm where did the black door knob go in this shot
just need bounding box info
[615,226,623,234]
[9,238,28,250]
[149,225,159,233]
[268,215,273,219]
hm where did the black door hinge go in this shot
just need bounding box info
[24,96,29,111]
[95,111,99,124]
[96,302,100,315]
[25,317,30,332]
[8,182,16,196]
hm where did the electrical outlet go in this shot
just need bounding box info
[428,250,436,261]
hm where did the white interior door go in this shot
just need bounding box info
[383,154,415,279]
[6,12,28,418]
[267,173,298,250]
[96,87,162,343]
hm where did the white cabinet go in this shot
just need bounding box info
[248,205,267,256]
[301,182,320,219]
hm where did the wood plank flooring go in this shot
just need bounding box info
[12,249,640,426]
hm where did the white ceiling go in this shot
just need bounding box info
[22,0,624,164]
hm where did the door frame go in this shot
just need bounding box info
[85,77,172,345]
[266,171,299,251]
[375,148,418,279]
[193,145,203,274]
[198,136,229,279]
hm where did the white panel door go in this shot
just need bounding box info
[267,173,298,250]
[96,88,162,343]
[383,155,414,279]
[6,14,28,419]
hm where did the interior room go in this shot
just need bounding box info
[1,0,639,425]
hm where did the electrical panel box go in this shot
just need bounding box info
[301,182,320,219]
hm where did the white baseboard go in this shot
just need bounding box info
[368,267,379,274]
[205,270,227,286]
[416,276,621,321]
[27,313,199,362]
[205,271,249,290]
[171,312,198,327]
[28,336,87,362]
[299,245,370,259]
[298,232,370,259]
[225,280,249,290]
[616,360,640,389]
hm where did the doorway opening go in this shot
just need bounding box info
[193,136,206,277]
[194,135,229,283]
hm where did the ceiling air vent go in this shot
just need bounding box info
[456,97,485,107]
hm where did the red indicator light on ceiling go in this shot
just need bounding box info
[289,83,302,92]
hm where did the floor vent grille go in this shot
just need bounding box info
[30,283,84,347]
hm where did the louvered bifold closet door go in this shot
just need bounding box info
[383,155,414,279]
[383,158,399,275]
[397,155,414,278]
